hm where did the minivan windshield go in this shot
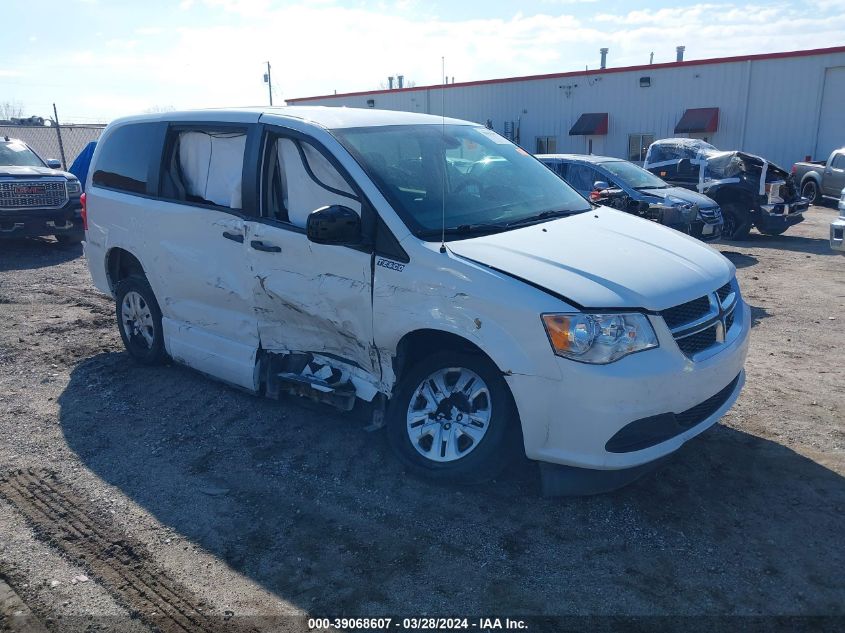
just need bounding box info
[600,160,668,190]
[0,140,46,168]
[333,124,591,239]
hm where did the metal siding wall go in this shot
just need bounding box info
[292,51,845,168]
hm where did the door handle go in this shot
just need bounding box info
[250,240,281,253]
[222,231,244,243]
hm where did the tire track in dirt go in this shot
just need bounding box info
[0,470,260,633]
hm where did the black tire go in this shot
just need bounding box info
[55,233,83,245]
[721,202,752,241]
[114,275,167,365]
[386,351,520,484]
[801,179,821,205]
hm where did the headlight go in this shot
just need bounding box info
[542,312,658,364]
[66,180,82,195]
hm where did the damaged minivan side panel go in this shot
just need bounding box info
[245,120,380,390]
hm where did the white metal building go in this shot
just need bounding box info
[287,46,845,169]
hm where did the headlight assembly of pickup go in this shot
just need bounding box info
[542,312,658,364]
[66,180,82,195]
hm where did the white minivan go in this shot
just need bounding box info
[83,107,750,494]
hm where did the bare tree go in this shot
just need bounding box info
[0,101,25,120]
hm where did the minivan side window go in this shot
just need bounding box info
[263,134,361,228]
[92,123,160,194]
[160,127,247,209]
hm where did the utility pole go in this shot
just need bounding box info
[263,61,273,106]
[52,103,67,170]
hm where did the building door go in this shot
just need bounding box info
[815,66,845,161]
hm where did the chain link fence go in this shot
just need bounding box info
[0,124,105,169]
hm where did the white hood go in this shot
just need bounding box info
[448,207,734,311]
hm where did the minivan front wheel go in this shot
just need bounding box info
[387,351,518,483]
[115,276,166,365]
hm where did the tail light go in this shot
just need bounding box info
[590,189,602,202]
[80,192,88,231]
[790,165,796,174]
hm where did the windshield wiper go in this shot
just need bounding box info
[418,223,509,239]
[505,208,584,227]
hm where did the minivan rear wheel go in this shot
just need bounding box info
[386,351,518,484]
[115,276,166,365]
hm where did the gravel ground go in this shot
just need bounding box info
[0,206,843,630]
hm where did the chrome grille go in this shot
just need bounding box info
[0,180,68,209]
[698,206,723,225]
[663,279,739,359]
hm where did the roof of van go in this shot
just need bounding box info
[536,154,622,164]
[108,106,473,130]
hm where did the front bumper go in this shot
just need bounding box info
[507,299,751,471]
[689,219,723,242]
[756,199,808,231]
[0,200,83,239]
[831,217,845,252]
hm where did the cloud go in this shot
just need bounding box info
[6,0,844,121]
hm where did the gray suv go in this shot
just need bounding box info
[539,154,723,242]
[0,137,84,244]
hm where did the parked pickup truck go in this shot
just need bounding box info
[644,138,808,240]
[791,148,845,206]
[0,136,84,244]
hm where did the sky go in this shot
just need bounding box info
[1,0,844,123]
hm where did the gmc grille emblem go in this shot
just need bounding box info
[13,185,46,194]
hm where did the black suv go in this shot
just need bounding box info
[644,138,807,240]
[0,137,84,244]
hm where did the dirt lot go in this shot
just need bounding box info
[1,206,843,631]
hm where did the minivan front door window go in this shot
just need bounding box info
[334,124,590,240]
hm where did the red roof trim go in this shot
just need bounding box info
[287,45,845,103]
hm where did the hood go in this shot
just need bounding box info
[637,186,718,208]
[703,150,789,181]
[448,207,734,311]
[0,165,74,179]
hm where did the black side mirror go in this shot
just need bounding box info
[306,205,362,245]
[46,159,62,169]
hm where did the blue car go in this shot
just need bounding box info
[538,154,723,242]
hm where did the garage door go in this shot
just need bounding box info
[815,66,845,160]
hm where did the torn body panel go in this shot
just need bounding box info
[245,219,378,380]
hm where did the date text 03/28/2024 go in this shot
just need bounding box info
[307,617,528,630]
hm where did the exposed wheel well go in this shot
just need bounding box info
[106,248,145,291]
[800,173,822,187]
[393,329,500,386]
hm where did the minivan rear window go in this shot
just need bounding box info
[92,123,160,194]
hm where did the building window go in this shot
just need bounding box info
[628,133,655,163]
[536,136,557,154]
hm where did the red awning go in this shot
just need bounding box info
[674,107,719,134]
[569,113,609,136]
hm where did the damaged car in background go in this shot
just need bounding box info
[538,154,723,241]
[82,107,750,495]
[644,138,808,240]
